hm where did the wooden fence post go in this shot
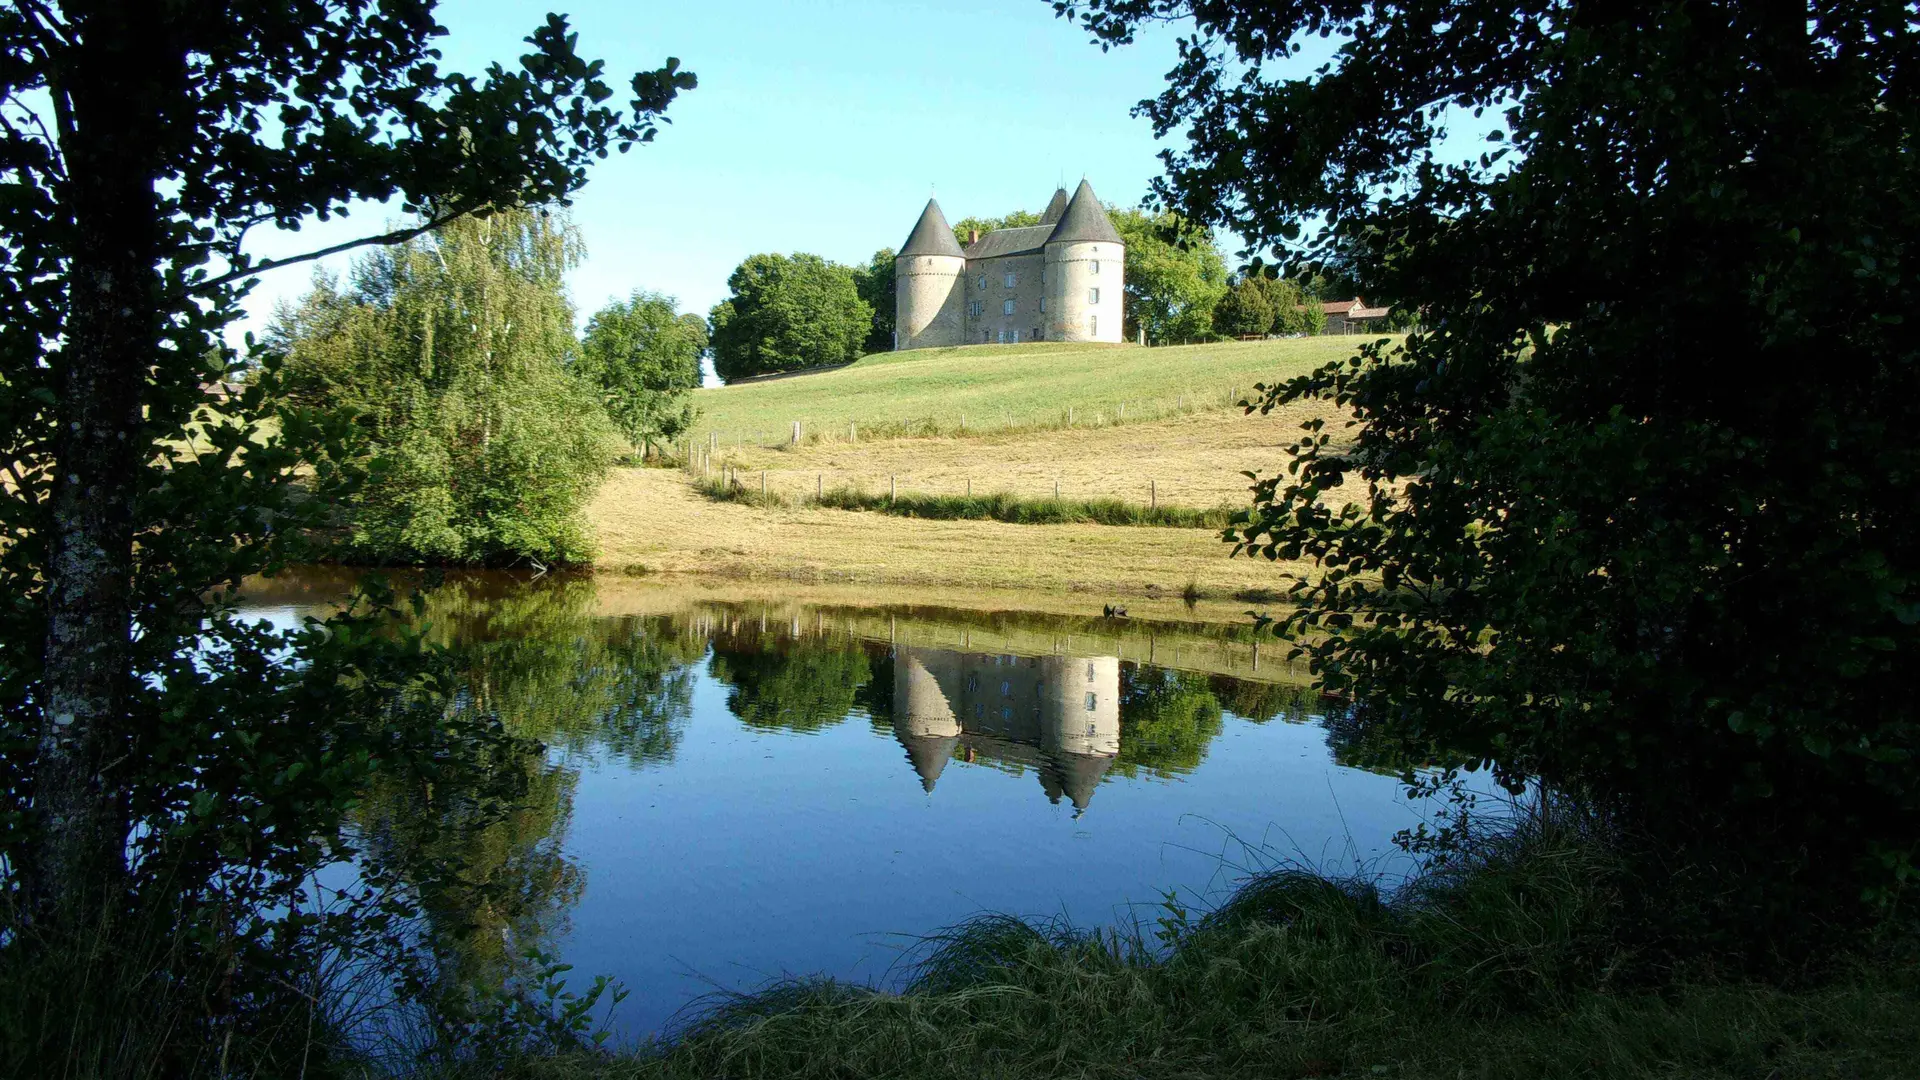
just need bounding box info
[849,421,856,442]
[1054,478,1060,500]
[791,420,801,445]
[817,472,823,499]
[761,470,767,497]
[890,474,896,504]
[1151,479,1156,510]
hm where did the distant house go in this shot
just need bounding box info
[1321,298,1393,334]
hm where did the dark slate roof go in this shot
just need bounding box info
[962,224,1054,261]
[1046,179,1125,246]
[900,199,965,258]
[896,731,959,793]
[1040,187,1070,225]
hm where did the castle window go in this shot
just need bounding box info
[1033,327,1041,340]
[1088,288,1100,305]
[984,330,991,343]
[1039,297,1047,313]
[1003,270,1017,288]
[1086,662,1096,681]
[1085,692,1097,712]
[1003,299,1015,316]
[1091,259,1101,275]
[1001,681,1011,696]
[977,275,986,291]
[1040,268,1046,285]
[1091,314,1098,336]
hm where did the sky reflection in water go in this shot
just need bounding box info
[244,581,1475,1041]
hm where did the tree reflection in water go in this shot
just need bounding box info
[250,573,1347,1053]
[349,577,704,1050]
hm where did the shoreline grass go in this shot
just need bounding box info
[693,477,1238,529]
[484,812,1920,1079]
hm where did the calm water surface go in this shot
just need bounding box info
[243,575,1463,1039]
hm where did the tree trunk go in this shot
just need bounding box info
[29,3,172,918]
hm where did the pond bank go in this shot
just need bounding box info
[585,467,1312,600]
[469,822,1920,1080]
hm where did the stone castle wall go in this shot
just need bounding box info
[894,253,967,350]
[1045,240,1124,343]
[894,215,1127,349]
[960,253,1048,345]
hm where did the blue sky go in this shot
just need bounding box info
[233,0,1239,343]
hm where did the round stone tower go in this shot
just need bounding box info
[894,199,967,350]
[1044,179,1126,344]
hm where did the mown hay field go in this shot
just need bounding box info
[587,468,1312,600]
[692,405,1367,510]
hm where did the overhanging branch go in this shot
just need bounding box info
[186,204,488,297]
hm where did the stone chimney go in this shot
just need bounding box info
[968,229,979,245]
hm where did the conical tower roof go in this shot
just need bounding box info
[1040,187,1070,225]
[898,733,959,793]
[900,199,966,258]
[1038,750,1117,814]
[1046,179,1124,246]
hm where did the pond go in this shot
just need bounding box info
[240,573,1469,1042]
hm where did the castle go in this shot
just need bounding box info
[891,646,1122,813]
[893,179,1126,350]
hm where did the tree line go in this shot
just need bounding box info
[705,207,1372,381]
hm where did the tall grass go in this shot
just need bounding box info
[0,894,349,1078]
[476,810,1919,1080]
[815,486,1233,528]
[694,477,1235,529]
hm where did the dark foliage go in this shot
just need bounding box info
[1212,277,1275,337]
[1057,0,1920,943]
[0,1,692,1068]
[853,248,898,355]
[708,253,872,380]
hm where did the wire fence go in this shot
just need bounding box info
[675,383,1261,460]
[679,457,1250,522]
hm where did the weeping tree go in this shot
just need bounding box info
[274,208,620,566]
[1060,0,1920,940]
[0,1,692,1065]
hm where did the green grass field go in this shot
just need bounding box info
[688,337,1368,446]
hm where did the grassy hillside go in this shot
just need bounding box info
[587,336,1381,597]
[683,408,1371,510]
[688,337,1367,445]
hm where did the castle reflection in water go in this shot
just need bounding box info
[892,646,1122,813]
